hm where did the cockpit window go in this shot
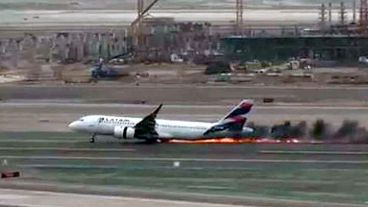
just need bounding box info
[79,119,84,122]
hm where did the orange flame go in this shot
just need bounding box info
[167,138,302,144]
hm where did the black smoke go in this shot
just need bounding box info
[246,120,368,143]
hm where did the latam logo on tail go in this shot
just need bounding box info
[224,101,253,119]
[69,100,254,143]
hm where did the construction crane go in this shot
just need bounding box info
[130,0,160,51]
[236,0,244,35]
[137,0,144,16]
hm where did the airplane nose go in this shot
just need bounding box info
[68,121,78,130]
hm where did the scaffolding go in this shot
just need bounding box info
[353,0,357,23]
[360,0,368,33]
[319,3,327,30]
[236,0,244,35]
[339,2,347,25]
[328,2,332,24]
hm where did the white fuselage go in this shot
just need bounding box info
[69,115,253,140]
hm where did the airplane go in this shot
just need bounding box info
[68,100,255,143]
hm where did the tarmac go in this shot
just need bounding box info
[2,84,368,104]
[0,188,244,207]
[1,101,368,132]
[0,84,368,206]
[0,132,368,207]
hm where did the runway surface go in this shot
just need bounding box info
[0,132,368,207]
[1,101,368,132]
[0,189,243,207]
[2,84,368,104]
[0,84,368,206]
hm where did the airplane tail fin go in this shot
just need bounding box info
[204,100,253,135]
[220,100,254,122]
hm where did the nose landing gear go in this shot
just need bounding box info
[90,134,96,143]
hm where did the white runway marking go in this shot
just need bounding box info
[0,188,246,207]
[0,194,29,200]
[16,164,261,171]
[260,150,368,155]
[0,140,81,143]
[186,186,235,190]
[0,147,136,152]
[2,156,368,164]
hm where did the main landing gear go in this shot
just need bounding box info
[90,134,96,143]
[143,139,162,144]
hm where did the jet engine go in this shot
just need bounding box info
[114,126,136,139]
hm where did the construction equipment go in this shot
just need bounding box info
[1,171,20,179]
[90,52,132,81]
[90,59,121,81]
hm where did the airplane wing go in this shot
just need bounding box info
[134,104,163,139]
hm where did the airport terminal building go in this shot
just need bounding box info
[222,36,368,63]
